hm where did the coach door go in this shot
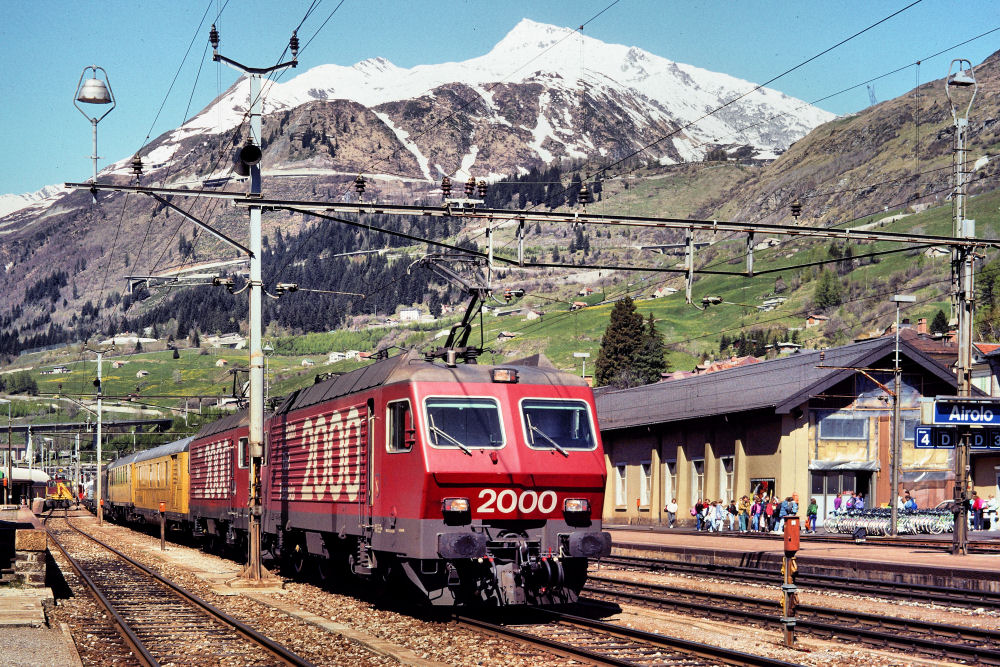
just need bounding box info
[171,455,181,510]
[360,399,375,528]
[236,437,248,521]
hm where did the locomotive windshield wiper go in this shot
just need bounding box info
[428,416,473,456]
[526,417,569,458]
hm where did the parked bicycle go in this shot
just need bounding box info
[824,508,953,535]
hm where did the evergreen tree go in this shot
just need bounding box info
[634,313,668,383]
[930,309,949,334]
[814,269,843,309]
[594,297,646,388]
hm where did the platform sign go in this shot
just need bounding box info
[931,397,1000,426]
[914,426,954,449]
[914,425,1000,449]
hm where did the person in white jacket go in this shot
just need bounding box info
[665,498,678,528]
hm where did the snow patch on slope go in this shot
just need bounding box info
[374,112,432,181]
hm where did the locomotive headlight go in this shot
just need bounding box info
[442,497,470,513]
[491,368,518,383]
[563,498,590,513]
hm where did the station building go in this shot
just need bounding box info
[595,336,973,527]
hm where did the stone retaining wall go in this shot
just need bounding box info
[13,529,47,588]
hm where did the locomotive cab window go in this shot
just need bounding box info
[520,398,597,452]
[387,400,414,453]
[424,397,504,451]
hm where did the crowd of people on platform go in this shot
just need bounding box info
[663,488,1000,532]
[679,493,805,533]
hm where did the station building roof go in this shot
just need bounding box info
[596,336,962,432]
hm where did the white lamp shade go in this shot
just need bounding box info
[77,78,113,104]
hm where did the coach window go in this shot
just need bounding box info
[238,437,249,469]
[387,400,414,453]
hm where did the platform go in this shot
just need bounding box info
[607,525,1000,592]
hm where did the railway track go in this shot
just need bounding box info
[457,609,805,666]
[598,553,1000,610]
[585,574,1000,665]
[45,516,313,667]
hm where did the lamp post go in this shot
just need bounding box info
[890,294,915,537]
[43,438,53,477]
[74,66,115,184]
[946,59,977,556]
[573,352,591,380]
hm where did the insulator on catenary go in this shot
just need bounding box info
[441,176,451,198]
[790,201,802,218]
[477,179,488,199]
[290,31,299,58]
[465,176,476,198]
[131,155,143,177]
[579,182,593,204]
[209,24,220,49]
[355,174,367,195]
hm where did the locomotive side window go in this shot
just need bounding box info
[387,400,414,453]
[520,399,597,452]
[424,397,504,451]
[238,437,249,469]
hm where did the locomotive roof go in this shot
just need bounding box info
[106,435,194,470]
[278,350,587,414]
[194,409,251,440]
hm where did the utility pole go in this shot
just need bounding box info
[74,432,80,505]
[96,350,104,525]
[211,24,298,581]
[890,295,914,536]
[946,59,977,556]
[4,400,11,505]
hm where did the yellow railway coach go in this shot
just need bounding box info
[105,436,193,525]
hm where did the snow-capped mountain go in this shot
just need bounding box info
[0,185,67,219]
[134,19,833,185]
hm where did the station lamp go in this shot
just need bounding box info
[74,66,116,184]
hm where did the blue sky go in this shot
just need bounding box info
[2,0,997,195]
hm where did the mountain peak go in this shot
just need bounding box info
[494,18,577,52]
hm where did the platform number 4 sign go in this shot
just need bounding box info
[914,426,955,449]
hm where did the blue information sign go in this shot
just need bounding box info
[932,398,1000,426]
[915,425,1000,449]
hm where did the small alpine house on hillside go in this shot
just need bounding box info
[596,337,966,527]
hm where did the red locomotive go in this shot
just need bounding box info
[126,350,610,606]
[261,350,610,605]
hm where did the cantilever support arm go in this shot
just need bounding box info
[148,194,252,257]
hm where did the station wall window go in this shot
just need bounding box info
[614,464,627,506]
[690,459,705,506]
[817,411,868,440]
[720,456,734,502]
[639,461,652,507]
[664,461,677,505]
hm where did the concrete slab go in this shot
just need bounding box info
[0,588,52,627]
[0,623,82,667]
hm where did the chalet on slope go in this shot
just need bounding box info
[596,336,966,527]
